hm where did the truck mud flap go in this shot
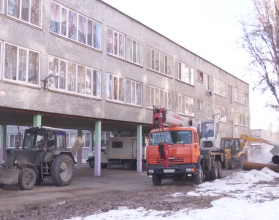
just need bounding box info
[0,168,19,185]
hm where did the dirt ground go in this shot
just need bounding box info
[0,167,237,220]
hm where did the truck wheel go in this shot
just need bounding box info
[51,155,74,186]
[204,171,211,180]
[194,167,204,185]
[18,168,37,190]
[89,160,95,169]
[216,161,223,178]
[123,160,133,170]
[101,164,108,169]
[210,161,218,180]
[238,155,246,168]
[0,184,5,189]
[152,175,162,186]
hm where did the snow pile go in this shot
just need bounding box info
[185,168,279,202]
[67,198,279,220]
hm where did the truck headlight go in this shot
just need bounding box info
[186,168,195,172]
[148,169,154,173]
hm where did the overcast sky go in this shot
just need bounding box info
[102,0,279,131]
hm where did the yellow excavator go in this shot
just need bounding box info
[221,134,279,169]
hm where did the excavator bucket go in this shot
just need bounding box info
[0,167,19,185]
[242,161,279,173]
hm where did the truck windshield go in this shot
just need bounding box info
[201,122,214,138]
[149,130,192,145]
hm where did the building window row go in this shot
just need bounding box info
[50,1,101,50]
[214,78,226,97]
[48,56,101,97]
[146,46,172,76]
[3,42,40,86]
[106,73,142,106]
[175,60,194,85]
[145,85,172,110]
[234,112,249,127]
[214,105,227,122]
[174,93,195,117]
[8,133,23,148]
[234,88,248,105]
[5,0,42,27]
[107,28,125,59]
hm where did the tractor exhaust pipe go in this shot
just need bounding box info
[272,155,279,165]
[242,161,279,173]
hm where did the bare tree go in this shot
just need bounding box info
[240,0,279,110]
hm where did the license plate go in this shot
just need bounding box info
[163,169,175,173]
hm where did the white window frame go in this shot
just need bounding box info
[146,46,172,76]
[82,131,90,148]
[48,55,102,98]
[197,100,203,111]
[106,27,125,60]
[204,102,213,119]
[66,131,77,149]
[106,73,142,107]
[7,0,43,28]
[8,134,24,148]
[175,60,195,85]
[204,74,210,91]
[126,36,143,66]
[3,41,41,87]
[196,70,203,82]
[50,1,102,51]
[213,78,226,97]
[146,85,172,110]
[214,104,227,122]
[174,93,195,117]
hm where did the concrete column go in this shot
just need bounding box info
[137,125,142,172]
[77,128,83,169]
[33,114,42,127]
[0,125,7,162]
[94,121,101,176]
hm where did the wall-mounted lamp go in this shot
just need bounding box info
[43,73,60,90]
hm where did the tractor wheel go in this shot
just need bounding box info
[216,161,223,178]
[123,160,133,170]
[194,166,204,185]
[228,159,235,170]
[51,155,74,186]
[18,168,37,190]
[238,155,246,169]
[210,161,218,180]
[152,175,162,186]
[89,160,95,169]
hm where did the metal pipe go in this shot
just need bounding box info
[243,161,279,173]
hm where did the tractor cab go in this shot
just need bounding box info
[220,138,242,157]
[22,127,67,151]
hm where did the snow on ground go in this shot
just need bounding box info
[66,168,279,220]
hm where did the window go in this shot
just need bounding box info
[205,102,213,119]
[7,0,42,27]
[66,132,76,148]
[82,132,90,148]
[106,73,142,106]
[50,1,101,50]
[234,88,249,105]
[9,134,23,148]
[48,56,101,97]
[205,74,210,91]
[197,100,203,111]
[126,36,143,66]
[197,70,203,82]
[175,60,194,85]
[236,113,248,127]
[146,85,172,110]
[174,93,194,116]
[150,130,192,145]
[214,78,226,97]
[4,42,40,86]
[107,28,125,59]
[146,46,172,76]
[194,133,198,143]
[112,141,123,148]
[214,105,227,122]
[0,0,4,13]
